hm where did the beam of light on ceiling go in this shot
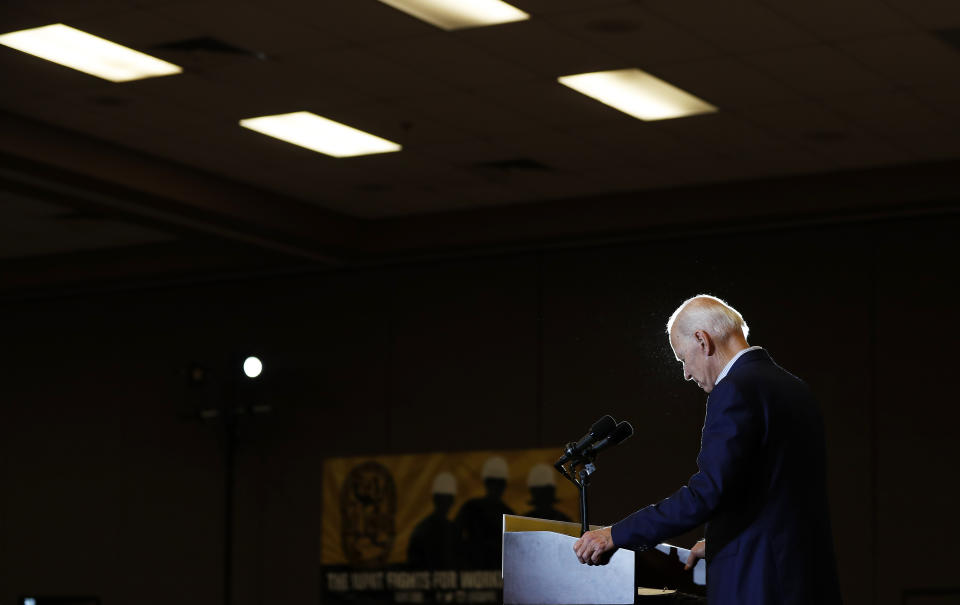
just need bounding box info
[0,23,182,82]
[377,0,529,30]
[239,111,402,158]
[558,68,718,121]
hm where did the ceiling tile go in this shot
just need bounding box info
[650,57,802,109]
[909,83,960,122]
[7,0,174,22]
[268,0,436,43]
[120,71,241,114]
[635,147,829,188]
[151,1,342,55]
[648,112,786,155]
[333,178,530,218]
[492,131,615,173]
[477,79,638,128]
[207,60,371,119]
[629,156,756,187]
[398,89,551,136]
[824,90,948,136]
[67,7,195,49]
[838,32,960,88]
[511,0,635,15]
[638,0,820,53]
[366,33,538,90]
[319,100,463,146]
[0,45,100,97]
[743,44,889,97]
[762,0,915,41]
[1,87,172,146]
[729,147,831,177]
[0,5,53,33]
[583,165,676,195]
[456,20,623,77]
[414,138,519,167]
[542,4,720,67]
[740,101,866,143]
[513,171,610,202]
[564,120,702,165]
[881,0,960,29]
[455,182,529,209]
[803,133,916,168]
[281,46,457,99]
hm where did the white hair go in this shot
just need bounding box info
[666,294,749,344]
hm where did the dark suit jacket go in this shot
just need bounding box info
[610,349,842,605]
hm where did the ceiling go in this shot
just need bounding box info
[2,0,960,291]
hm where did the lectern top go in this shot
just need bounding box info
[502,514,602,537]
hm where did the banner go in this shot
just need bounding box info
[321,447,578,604]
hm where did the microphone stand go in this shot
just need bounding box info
[555,445,597,535]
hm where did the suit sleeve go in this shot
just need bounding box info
[610,381,760,549]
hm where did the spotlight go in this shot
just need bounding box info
[243,356,262,379]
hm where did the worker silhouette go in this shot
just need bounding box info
[522,463,570,522]
[407,472,458,569]
[454,456,514,569]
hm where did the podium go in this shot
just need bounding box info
[502,515,635,605]
[502,515,707,604]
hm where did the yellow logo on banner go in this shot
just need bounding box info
[321,448,578,567]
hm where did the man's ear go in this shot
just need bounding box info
[695,330,716,356]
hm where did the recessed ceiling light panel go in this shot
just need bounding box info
[377,0,529,30]
[239,112,402,158]
[558,68,717,121]
[0,23,182,82]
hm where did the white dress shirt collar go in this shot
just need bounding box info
[715,346,764,386]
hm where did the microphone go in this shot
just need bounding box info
[587,421,633,455]
[555,415,617,466]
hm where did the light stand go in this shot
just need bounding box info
[184,354,272,605]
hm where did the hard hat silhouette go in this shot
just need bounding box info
[482,456,509,480]
[432,472,457,495]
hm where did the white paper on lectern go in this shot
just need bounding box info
[655,543,706,585]
[502,531,635,604]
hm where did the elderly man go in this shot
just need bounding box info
[574,295,842,605]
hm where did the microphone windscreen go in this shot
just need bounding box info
[609,421,634,445]
[590,415,617,439]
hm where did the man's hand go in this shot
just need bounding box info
[684,540,705,570]
[573,527,616,565]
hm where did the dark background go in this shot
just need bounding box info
[1,213,956,605]
[3,1,960,604]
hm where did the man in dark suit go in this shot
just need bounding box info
[574,295,842,605]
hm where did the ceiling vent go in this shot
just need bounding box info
[469,157,552,183]
[934,28,960,51]
[151,36,267,60]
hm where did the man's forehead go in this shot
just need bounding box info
[668,333,682,355]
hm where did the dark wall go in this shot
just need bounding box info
[1,215,957,605]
